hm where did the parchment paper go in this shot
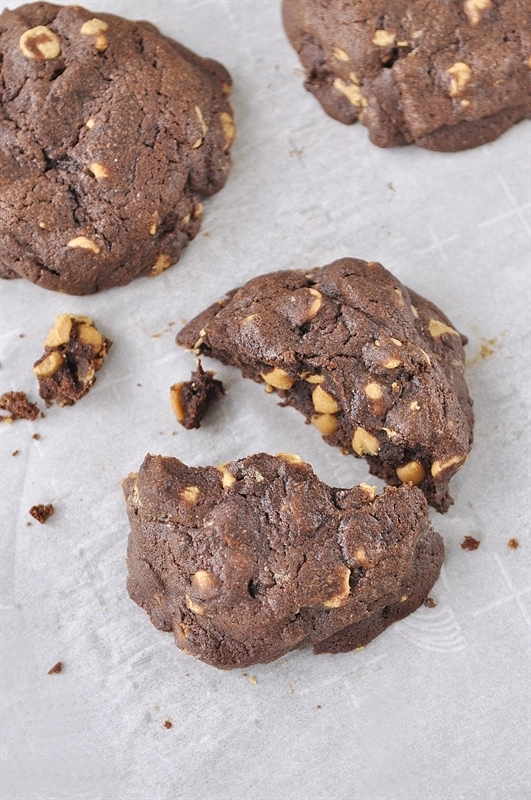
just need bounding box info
[1,2,530,799]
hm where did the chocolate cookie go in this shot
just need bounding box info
[177,258,474,512]
[124,452,444,669]
[33,313,112,406]
[0,2,235,294]
[282,0,531,150]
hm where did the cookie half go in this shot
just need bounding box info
[177,258,474,512]
[124,452,444,669]
[282,0,531,150]
[0,2,235,294]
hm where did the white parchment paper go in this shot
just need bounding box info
[1,2,530,799]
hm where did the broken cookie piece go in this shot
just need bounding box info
[282,0,530,150]
[170,360,224,429]
[177,258,474,512]
[0,391,40,422]
[124,452,444,669]
[33,313,112,406]
[29,503,54,524]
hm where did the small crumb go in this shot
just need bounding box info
[26,521,32,527]
[423,596,437,608]
[461,535,480,551]
[163,719,173,729]
[316,704,322,709]
[32,433,40,441]
[29,503,54,524]
[11,450,20,457]
[19,333,25,338]
[0,391,40,422]
[47,661,63,674]
[249,675,257,684]
[507,538,519,550]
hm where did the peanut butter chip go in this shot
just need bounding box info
[323,567,351,608]
[44,314,72,348]
[79,18,109,51]
[431,455,465,478]
[396,460,426,486]
[19,26,61,60]
[311,413,338,436]
[260,367,294,390]
[312,385,339,414]
[447,62,472,97]
[150,254,172,276]
[333,76,367,108]
[191,570,214,593]
[220,112,236,149]
[33,351,64,377]
[352,427,380,456]
[181,486,200,504]
[67,236,100,253]
[88,162,109,180]
[372,30,396,47]
[216,464,236,489]
[464,0,492,26]
[428,319,460,338]
[332,47,350,62]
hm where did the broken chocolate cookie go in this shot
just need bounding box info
[282,0,530,150]
[124,452,444,669]
[33,313,111,406]
[0,2,235,294]
[177,258,474,512]
[170,360,224,429]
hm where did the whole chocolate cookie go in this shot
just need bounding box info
[177,258,474,512]
[282,0,530,150]
[124,452,444,669]
[0,2,235,294]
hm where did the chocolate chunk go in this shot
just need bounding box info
[177,257,474,512]
[124,452,444,669]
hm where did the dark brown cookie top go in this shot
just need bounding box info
[124,452,444,669]
[177,258,474,512]
[282,0,531,150]
[0,2,235,294]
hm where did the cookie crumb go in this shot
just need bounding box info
[507,538,519,550]
[47,661,63,674]
[423,596,437,608]
[32,433,40,441]
[170,360,224,429]
[12,449,20,456]
[33,314,112,407]
[461,535,480,551]
[29,503,54,524]
[0,391,40,422]
[163,719,173,729]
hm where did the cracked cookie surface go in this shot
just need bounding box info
[177,257,474,512]
[124,452,444,669]
[282,0,530,150]
[0,2,234,294]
